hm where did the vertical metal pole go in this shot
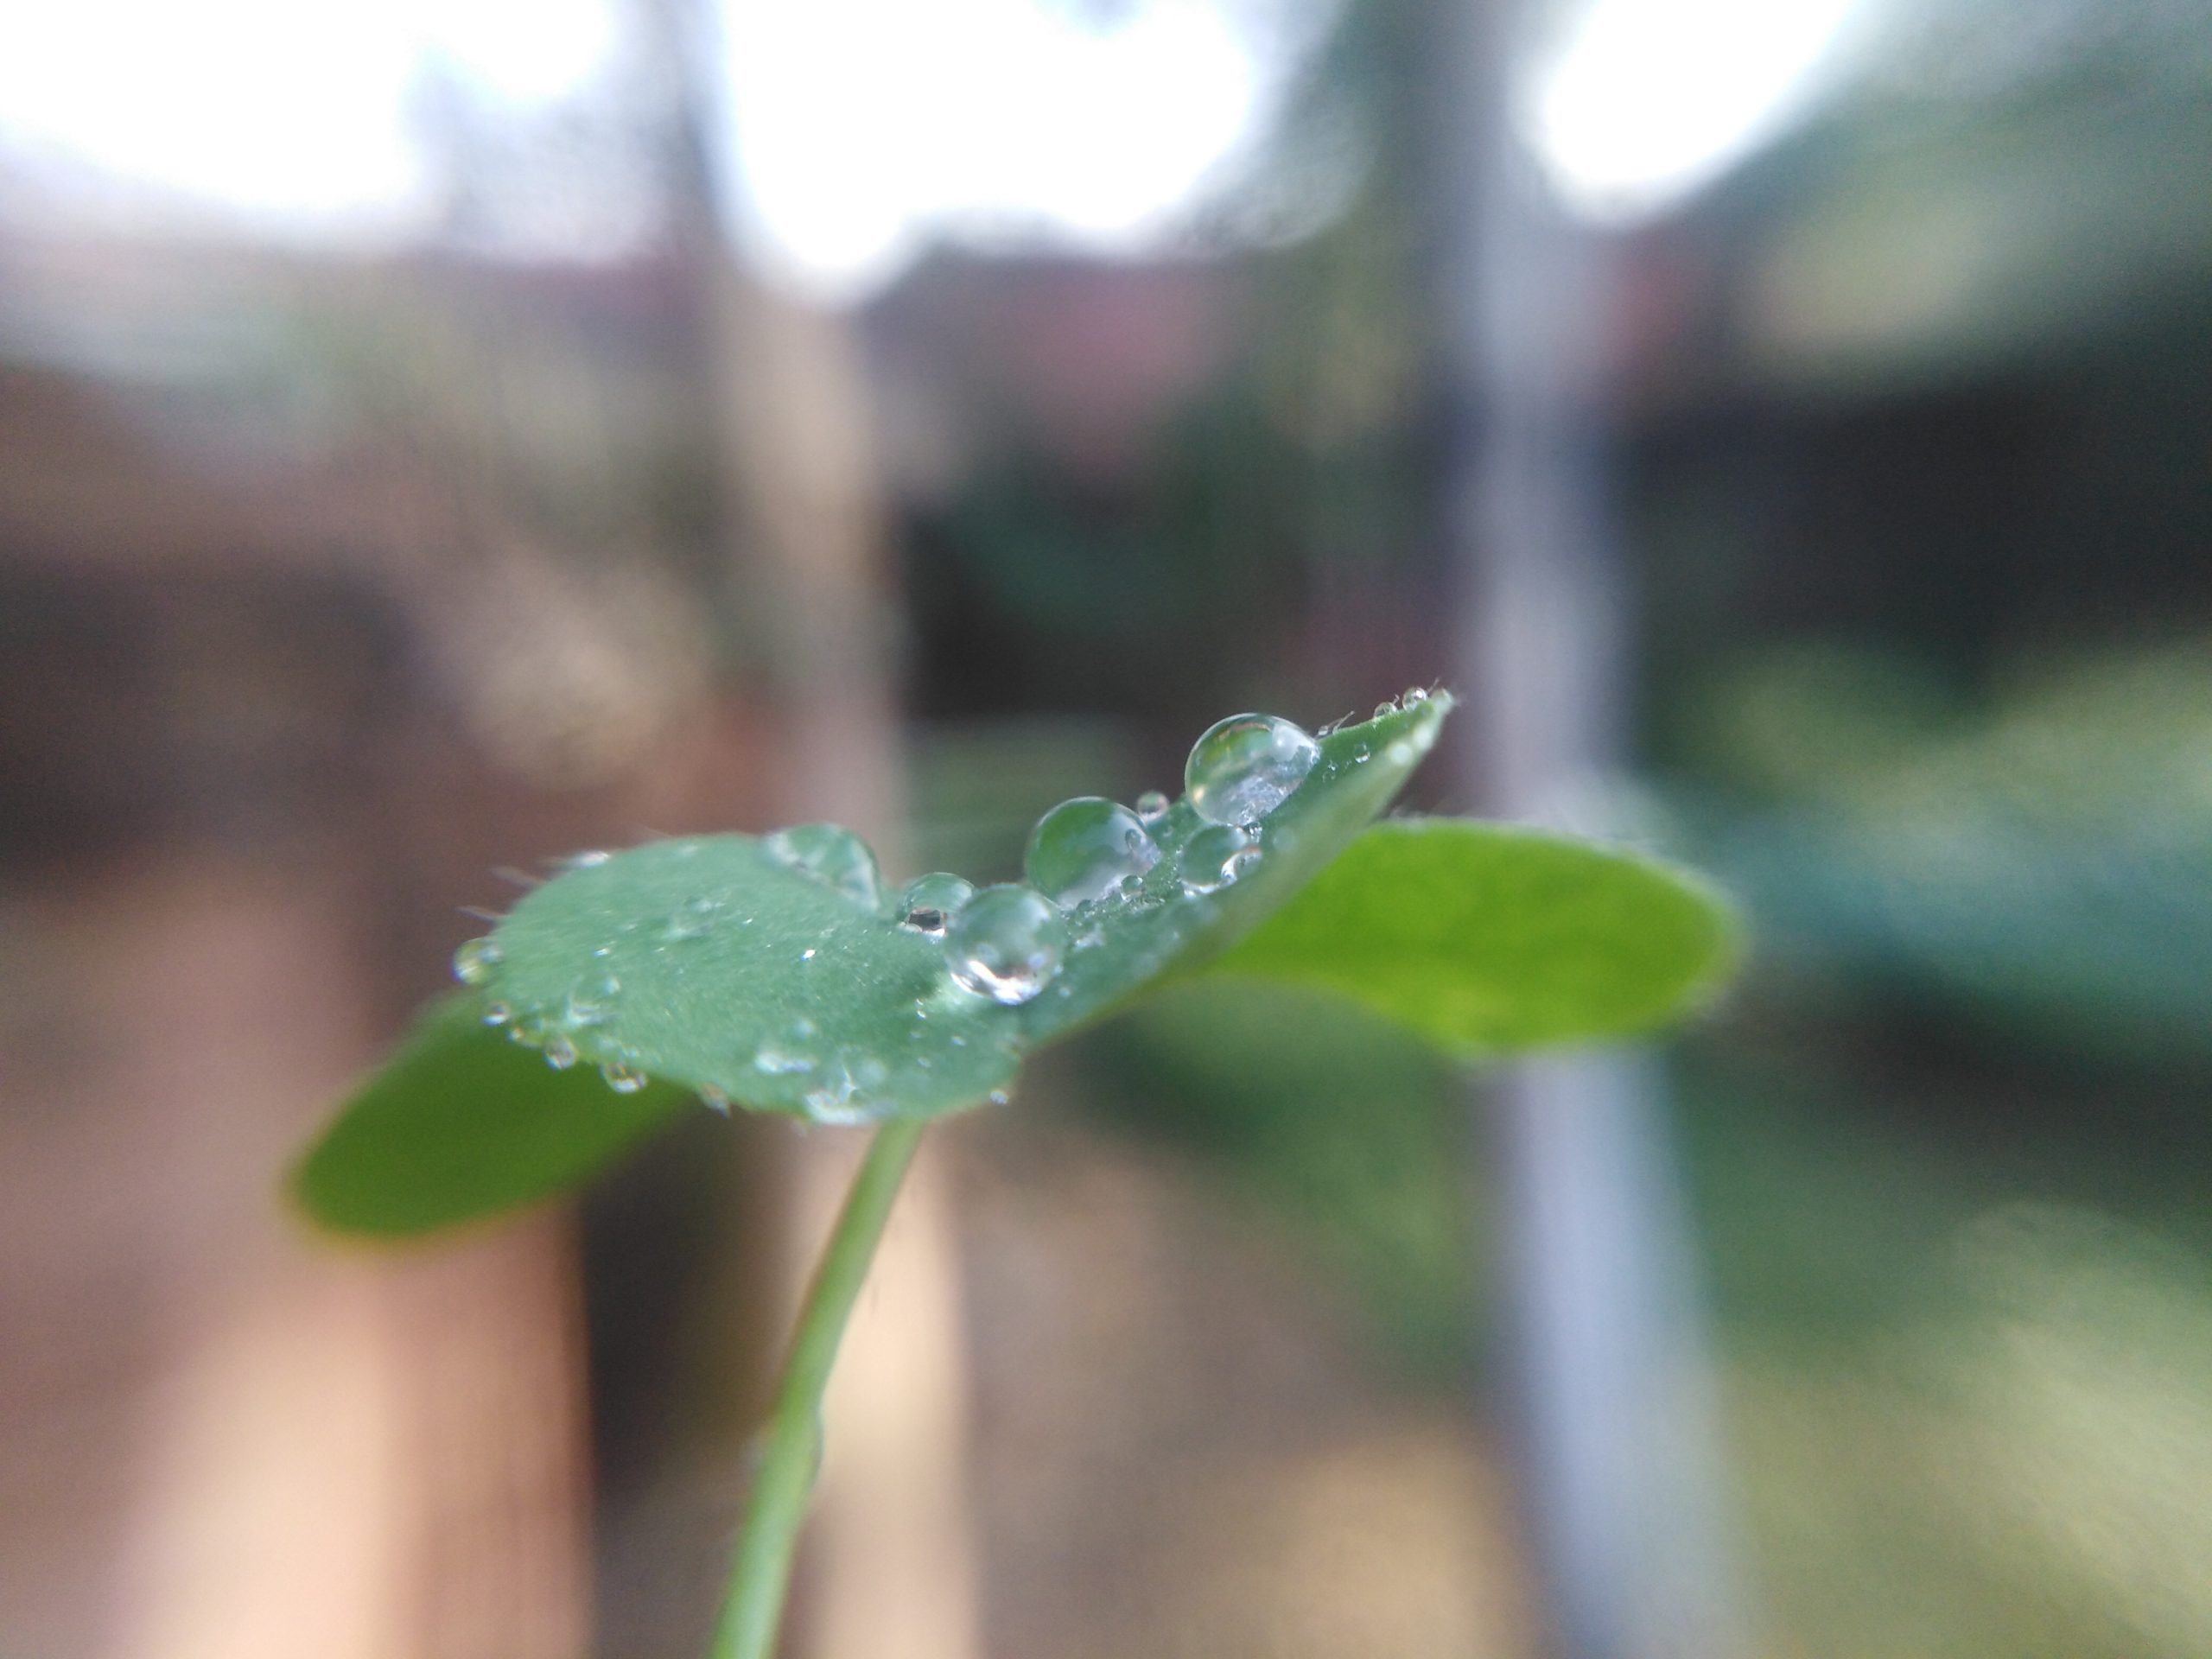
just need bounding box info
[1433,4,1750,1657]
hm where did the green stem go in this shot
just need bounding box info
[710,1116,927,1659]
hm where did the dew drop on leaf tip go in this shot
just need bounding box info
[1025,797,1160,908]
[943,884,1065,1005]
[1185,714,1319,828]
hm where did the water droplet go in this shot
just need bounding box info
[543,1035,580,1070]
[700,1085,731,1114]
[593,944,613,959]
[792,1017,817,1038]
[898,873,976,936]
[1179,823,1255,893]
[1400,686,1429,707]
[1024,797,1160,908]
[598,975,621,997]
[452,938,502,986]
[1373,699,1397,719]
[563,994,608,1028]
[943,884,1065,1005]
[801,948,817,961]
[565,849,613,869]
[481,1001,512,1027]
[601,1060,647,1093]
[1135,790,1171,824]
[802,1049,893,1126]
[764,823,884,911]
[507,1020,543,1048]
[1185,714,1319,827]
[988,1090,1011,1108]
[754,1044,813,1075]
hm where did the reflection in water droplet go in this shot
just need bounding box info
[452,938,502,985]
[1373,699,1397,719]
[988,1090,1011,1107]
[601,1060,648,1093]
[700,1086,731,1114]
[944,884,1065,1005]
[899,873,976,936]
[565,849,613,869]
[1025,798,1160,907]
[507,1020,543,1048]
[482,1001,512,1027]
[1185,714,1319,828]
[1401,686,1429,706]
[563,995,607,1028]
[1179,823,1255,893]
[765,823,885,911]
[1135,790,1171,823]
[543,1035,580,1070]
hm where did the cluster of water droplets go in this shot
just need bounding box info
[453,704,1357,1115]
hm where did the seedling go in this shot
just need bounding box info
[291,692,1738,1659]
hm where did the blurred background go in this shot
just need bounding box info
[3,0,2210,1655]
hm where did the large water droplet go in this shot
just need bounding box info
[1135,790,1170,824]
[1024,797,1160,907]
[452,937,502,986]
[1185,714,1319,827]
[764,823,884,911]
[943,884,1065,1005]
[899,873,975,937]
[601,1060,648,1093]
[1179,823,1256,894]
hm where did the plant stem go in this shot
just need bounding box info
[710,1116,927,1659]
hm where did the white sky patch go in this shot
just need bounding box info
[0,0,1293,284]
[0,0,618,240]
[1522,0,1870,224]
[719,0,1268,297]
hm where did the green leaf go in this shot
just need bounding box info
[291,993,690,1236]
[1204,818,1741,1053]
[472,697,1452,1126]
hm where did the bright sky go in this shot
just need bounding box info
[0,0,1278,294]
[0,0,1869,288]
[1522,0,1870,222]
